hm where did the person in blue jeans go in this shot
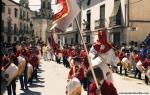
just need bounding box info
[7,78,16,95]
[19,63,28,90]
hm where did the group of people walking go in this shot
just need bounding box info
[1,31,149,95]
[1,42,41,95]
[51,31,150,95]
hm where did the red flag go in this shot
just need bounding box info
[52,0,80,31]
[52,0,69,22]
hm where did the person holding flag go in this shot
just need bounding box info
[89,29,118,83]
[52,0,101,93]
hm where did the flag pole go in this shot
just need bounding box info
[75,18,100,89]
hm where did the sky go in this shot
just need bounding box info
[13,0,41,11]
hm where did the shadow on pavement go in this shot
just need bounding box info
[37,77,45,80]
[29,84,45,88]
[20,89,41,95]
[37,70,45,73]
[32,80,45,83]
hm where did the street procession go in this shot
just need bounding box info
[1,0,150,95]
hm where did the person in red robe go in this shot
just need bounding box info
[133,50,142,79]
[68,57,84,85]
[56,47,62,64]
[86,66,118,95]
[29,50,39,85]
[142,54,150,84]
[79,49,89,90]
[118,49,126,75]
[62,47,70,68]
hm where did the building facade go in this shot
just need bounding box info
[126,0,150,43]
[81,0,127,45]
[58,0,150,46]
[2,0,32,44]
[31,0,53,43]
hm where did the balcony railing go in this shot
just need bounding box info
[95,19,105,29]
[109,15,121,27]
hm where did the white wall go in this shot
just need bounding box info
[81,0,126,43]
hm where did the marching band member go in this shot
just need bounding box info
[42,44,48,61]
[133,50,141,79]
[86,66,118,95]
[62,45,70,68]
[16,49,28,90]
[34,46,40,69]
[142,54,150,84]
[56,46,62,64]
[68,57,84,85]
[28,49,39,85]
[118,49,126,75]
[2,54,17,95]
[80,49,89,90]
[67,46,77,67]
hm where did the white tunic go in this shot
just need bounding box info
[89,46,117,83]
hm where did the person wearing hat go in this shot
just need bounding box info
[17,48,29,91]
[86,66,118,95]
[89,29,117,82]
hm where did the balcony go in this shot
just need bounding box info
[83,23,90,31]
[109,15,121,27]
[27,18,30,21]
[95,19,105,29]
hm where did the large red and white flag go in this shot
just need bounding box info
[52,0,80,31]
[52,0,69,22]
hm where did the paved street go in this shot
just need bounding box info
[2,59,150,95]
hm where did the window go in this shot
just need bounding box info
[65,38,67,44]
[71,38,74,44]
[86,10,91,30]
[27,12,29,20]
[116,5,122,25]
[8,21,12,33]
[8,36,11,43]
[2,35,4,42]
[87,0,91,6]
[75,33,78,43]
[109,0,121,26]
[14,24,17,33]
[8,8,11,14]
[2,3,5,12]
[14,8,18,17]
[100,5,105,27]
[27,24,28,33]
[24,23,26,32]
[48,2,51,9]
[20,22,22,30]
[43,1,45,9]
[14,37,17,41]
[87,35,90,43]
[23,11,25,19]
[2,20,4,32]
[20,9,22,19]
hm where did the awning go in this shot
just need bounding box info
[110,0,121,17]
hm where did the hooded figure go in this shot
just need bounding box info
[89,29,117,83]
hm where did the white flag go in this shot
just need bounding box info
[55,0,80,31]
